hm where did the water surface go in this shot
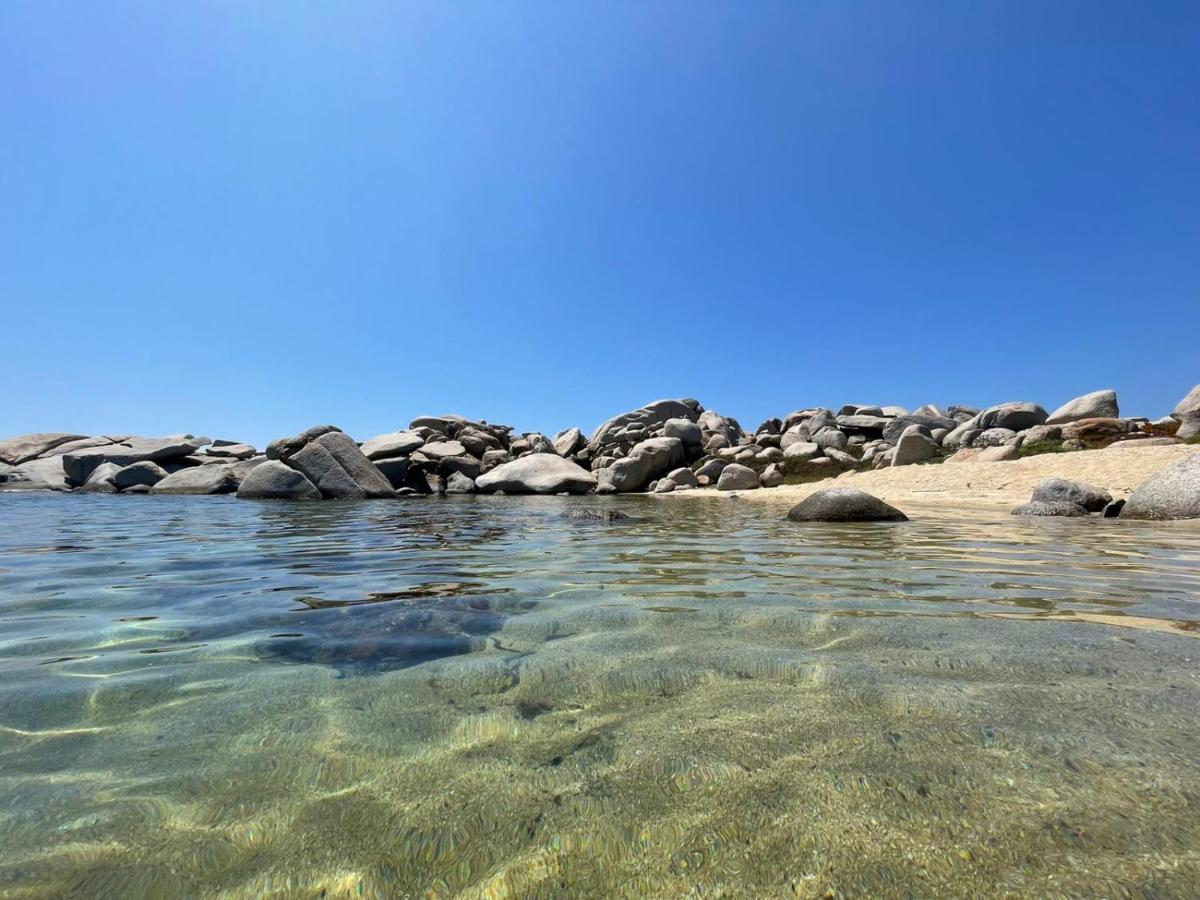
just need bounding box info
[1,493,1199,897]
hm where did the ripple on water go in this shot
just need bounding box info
[0,493,1199,896]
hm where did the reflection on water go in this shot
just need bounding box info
[1,493,1199,897]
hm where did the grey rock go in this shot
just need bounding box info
[716,464,760,491]
[978,402,1048,431]
[881,406,910,418]
[835,415,891,436]
[589,399,701,451]
[812,428,849,451]
[288,431,396,499]
[62,435,211,485]
[266,425,340,461]
[80,462,122,493]
[823,446,857,466]
[0,433,88,465]
[1031,478,1112,512]
[595,437,684,493]
[152,464,240,494]
[445,472,476,494]
[652,478,676,493]
[113,461,169,490]
[476,454,597,495]
[663,418,703,448]
[698,410,743,446]
[418,440,469,460]
[9,456,72,490]
[972,428,1018,448]
[1173,384,1200,440]
[1011,500,1090,517]
[1121,452,1200,519]
[891,429,937,466]
[236,460,322,500]
[204,442,257,460]
[668,467,700,488]
[553,427,585,457]
[694,459,728,483]
[562,508,631,521]
[360,431,424,460]
[881,415,958,444]
[1102,499,1126,518]
[1047,390,1119,425]
[783,441,821,461]
[760,463,785,488]
[438,454,482,479]
[371,456,412,488]
[786,488,908,522]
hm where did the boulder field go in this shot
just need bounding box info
[2,384,1198,519]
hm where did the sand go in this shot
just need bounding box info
[669,443,1200,513]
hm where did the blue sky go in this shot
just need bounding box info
[2,1,1197,447]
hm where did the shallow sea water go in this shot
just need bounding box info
[1,492,1199,898]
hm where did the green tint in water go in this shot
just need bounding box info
[0,493,1199,898]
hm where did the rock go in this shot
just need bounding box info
[834,415,891,437]
[812,428,849,451]
[1102,499,1126,518]
[1172,384,1200,440]
[266,425,340,461]
[704,434,730,452]
[786,489,908,522]
[716,463,760,491]
[287,431,396,499]
[553,427,585,457]
[475,454,597,495]
[1018,424,1063,445]
[438,454,482,479]
[360,431,424,460]
[1012,500,1090,517]
[881,406,909,418]
[588,399,701,451]
[891,428,937,466]
[978,402,1048,431]
[1047,390,1119,425]
[913,404,946,418]
[972,428,1017,448]
[0,433,89,465]
[698,410,743,446]
[1031,478,1112,512]
[417,440,469,460]
[881,415,958,444]
[976,445,1020,461]
[480,449,511,473]
[152,464,241,494]
[457,427,503,459]
[595,437,684,493]
[652,478,676,493]
[113,461,169,490]
[445,472,476,494]
[204,442,257,460]
[668,467,699,488]
[694,459,728,482]
[61,436,211,485]
[8,456,72,490]
[524,433,557,455]
[823,446,857,466]
[1060,418,1139,447]
[663,418,703,449]
[562,509,631,521]
[760,463,785,488]
[236,460,322,500]
[80,462,122,493]
[371,456,412,488]
[783,441,821,461]
[1121,452,1200,519]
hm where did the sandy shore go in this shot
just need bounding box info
[669,443,1200,512]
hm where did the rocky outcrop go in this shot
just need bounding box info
[596,437,684,493]
[475,454,596,495]
[1173,384,1200,440]
[0,433,89,465]
[588,399,702,453]
[1121,452,1200,520]
[786,489,908,522]
[283,430,395,499]
[1047,390,1119,425]
[62,436,211,485]
[236,460,322,500]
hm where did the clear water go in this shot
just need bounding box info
[1,492,1199,898]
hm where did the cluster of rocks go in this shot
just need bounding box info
[2,383,1197,516]
[0,432,262,494]
[1012,454,1200,521]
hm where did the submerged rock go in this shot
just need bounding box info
[786,489,908,522]
[1012,500,1091,517]
[561,508,632,521]
[1031,478,1112,513]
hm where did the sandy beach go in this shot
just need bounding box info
[667,443,1200,513]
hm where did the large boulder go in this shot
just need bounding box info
[786,489,908,522]
[80,462,122,493]
[1172,384,1200,440]
[6,456,72,491]
[553,427,586,457]
[1046,390,1119,425]
[475,454,596,495]
[1121,452,1200,520]
[62,435,211,485]
[360,431,424,460]
[236,460,322,500]
[716,463,760,491]
[891,428,937,466]
[287,431,396,499]
[977,402,1048,432]
[588,399,702,451]
[595,437,684,493]
[0,433,88,465]
[113,461,169,490]
[662,418,703,450]
[881,415,958,444]
[152,464,242,495]
[1030,478,1112,512]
